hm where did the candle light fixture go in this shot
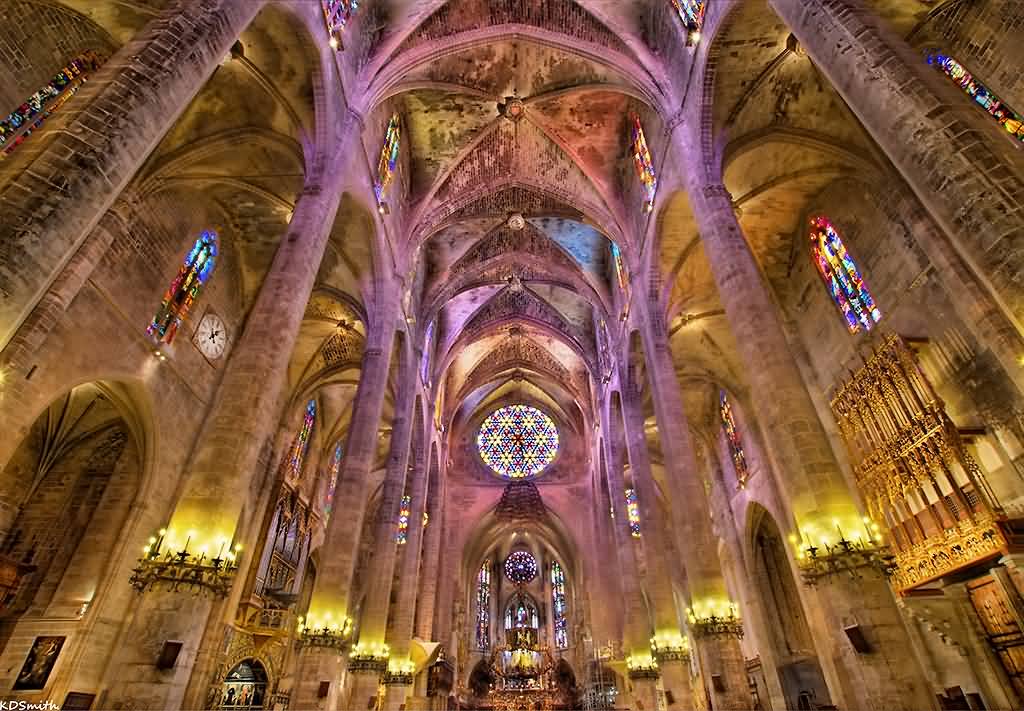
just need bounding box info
[129,529,240,597]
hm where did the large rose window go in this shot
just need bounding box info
[476,405,559,479]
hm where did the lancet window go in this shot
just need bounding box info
[283,400,317,481]
[147,231,217,344]
[625,488,641,537]
[421,320,435,384]
[321,0,359,49]
[396,495,411,544]
[551,561,568,649]
[476,561,491,650]
[1,51,104,156]
[927,51,1024,142]
[719,390,749,486]
[375,113,401,213]
[610,242,628,294]
[670,1,705,38]
[323,442,342,524]
[630,113,658,213]
[810,216,881,334]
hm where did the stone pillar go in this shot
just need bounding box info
[0,0,267,353]
[383,414,429,710]
[292,309,400,710]
[357,352,418,645]
[618,389,679,633]
[99,123,353,708]
[657,657,694,711]
[633,308,751,710]
[600,400,654,655]
[880,187,1024,395]
[768,0,1024,331]
[414,453,443,642]
[678,158,935,708]
[629,673,661,711]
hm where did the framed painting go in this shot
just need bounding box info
[13,636,65,691]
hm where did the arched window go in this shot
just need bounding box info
[504,595,539,630]
[396,494,411,544]
[625,488,641,538]
[1,51,104,157]
[284,400,317,481]
[719,390,749,487]
[375,113,401,214]
[421,320,435,384]
[323,442,342,524]
[671,1,705,40]
[321,0,359,50]
[551,561,568,649]
[927,51,1024,142]
[629,113,658,213]
[147,230,217,344]
[476,561,491,650]
[610,242,628,294]
[809,216,881,334]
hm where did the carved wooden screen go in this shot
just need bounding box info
[967,576,1024,699]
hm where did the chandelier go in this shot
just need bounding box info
[129,530,239,597]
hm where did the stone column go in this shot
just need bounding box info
[99,122,353,709]
[618,389,678,633]
[356,352,418,645]
[292,306,400,710]
[620,383,749,710]
[600,401,654,655]
[768,0,1024,331]
[678,156,935,707]
[0,0,267,353]
[384,415,429,710]
[415,452,443,642]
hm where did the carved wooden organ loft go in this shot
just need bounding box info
[830,333,1024,592]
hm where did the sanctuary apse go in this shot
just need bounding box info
[1,1,1024,710]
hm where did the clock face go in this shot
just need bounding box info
[194,312,228,361]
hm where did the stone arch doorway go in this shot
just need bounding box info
[749,505,831,710]
[220,658,268,710]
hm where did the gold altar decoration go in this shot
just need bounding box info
[830,333,1008,592]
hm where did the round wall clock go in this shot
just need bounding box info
[194,311,228,361]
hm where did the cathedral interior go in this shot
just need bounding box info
[2,1,1024,710]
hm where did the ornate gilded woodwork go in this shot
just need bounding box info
[830,334,1007,592]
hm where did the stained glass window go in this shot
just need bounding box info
[375,113,401,213]
[476,561,491,650]
[719,391,749,487]
[283,400,317,481]
[504,550,538,584]
[927,51,1024,142]
[505,596,539,629]
[610,242,628,293]
[323,442,342,523]
[321,0,359,49]
[477,405,559,479]
[421,320,435,384]
[630,113,657,213]
[670,1,705,38]
[147,230,217,344]
[625,488,641,538]
[396,495,411,544]
[0,51,104,157]
[810,216,881,334]
[551,560,568,649]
